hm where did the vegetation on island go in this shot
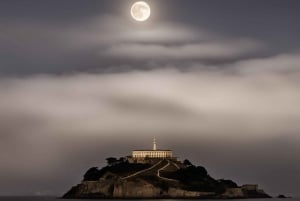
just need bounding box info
[63,157,271,199]
[84,157,151,181]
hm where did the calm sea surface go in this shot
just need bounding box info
[0,198,299,201]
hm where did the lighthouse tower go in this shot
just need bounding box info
[153,137,157,150]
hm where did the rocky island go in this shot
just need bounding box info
[63,138,271,199]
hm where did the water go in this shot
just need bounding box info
[0,198,298,201]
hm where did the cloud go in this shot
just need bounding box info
[0,15,265,75]
[1,53,300,138]
[102,39,262,60]
[1,64,299,140]
[79,16,264,61]
[232,53,300,75]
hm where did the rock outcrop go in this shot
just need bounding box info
[63,158,271,199]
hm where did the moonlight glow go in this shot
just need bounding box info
[131,1,151,22]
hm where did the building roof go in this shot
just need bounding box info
[133,149,172,151]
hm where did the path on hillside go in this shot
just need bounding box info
[121,160,164,180]
[157,160,178,181]
[172,161,180,169]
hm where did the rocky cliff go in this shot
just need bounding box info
[62,158,271,199]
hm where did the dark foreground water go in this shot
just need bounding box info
[0,198,299,201]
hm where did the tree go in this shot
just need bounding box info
[183,159,193,167]
[195,166,208,177]
[119,157,126,163]
[106,157,118,166]
[219,179,238,188]
[83,167,100,181]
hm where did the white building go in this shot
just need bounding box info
[132,138,173,158]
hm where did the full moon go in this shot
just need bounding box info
[131,1,151,22]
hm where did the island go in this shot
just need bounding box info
[63,138,271,199]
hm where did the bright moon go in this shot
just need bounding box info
[131,1,151,22]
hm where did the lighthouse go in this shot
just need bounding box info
[153,137,157,150]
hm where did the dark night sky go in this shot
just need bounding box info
[0,0,300,197]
